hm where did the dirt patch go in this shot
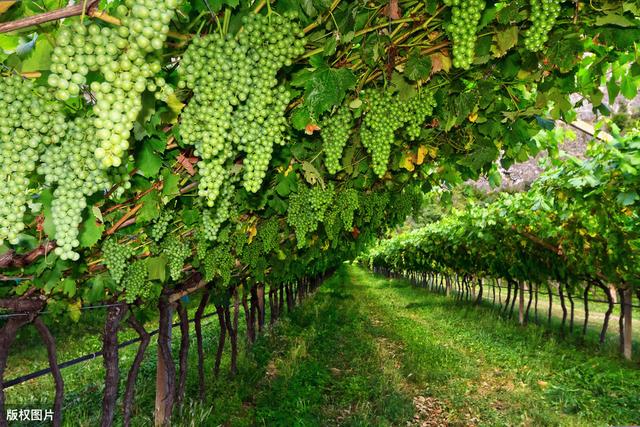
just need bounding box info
[265,360,278,380]
[408,395,449,427]
[371,319,451,426]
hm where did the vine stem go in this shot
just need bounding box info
[303,0,342,34]
[0,0,99,33]
[106,204,142,235]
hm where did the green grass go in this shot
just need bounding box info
[351,266,640,426]
[4,265,640,426]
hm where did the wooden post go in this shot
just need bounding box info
[518,281,525,325]
[155,303,174,426]
[622,287,633,360]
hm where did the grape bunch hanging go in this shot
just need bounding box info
[524,0,562,51]
[360,90,436,177]
[48,0,178,169]
[39,118,124,260]
[321,106,352,174]
[179,13,306,205]
[0,75,65,246]
[287,184,334,248]
[444,0,486,69]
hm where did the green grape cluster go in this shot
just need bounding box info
[360,90,437,177]
[359,190,390,228]
[524,0,562,51]
[321,106,352,174]
[258,218,280,254]
[162,235,191,281]
[195,231,210,262]
[123,260,151,303]
[179,13,305,204]
[39,118,117,260]
[336,188,360,231]
[103,239,136,284]
[287,185,334,248]
[204,245,234,284]
[287,188,316,248]
[360,91,400,177]
[405,93,436,140]
[202,183,234,241]
[48,0,178,169]
[324,209,342,243]
[309,184,334,222]
[151,211,172,241]
[0,75,65,246]
[444,0,485,69]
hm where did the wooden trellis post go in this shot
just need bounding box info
[155,302,174,426]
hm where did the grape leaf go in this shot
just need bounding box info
[291,106,313,130]
[147,256,167,282]
[61,279,76,298]
[299,62,356,117]
[206,0,240,12]
[620,74,637,100]
[20,38,53,72]
[302,161,325,188]
[0,1,16,14]
[405,50,432,81]
[79,210,104,248]
[491,26,518,58]
[137,190,161,223]
[161,170,180,200]
[136,143,163,178]
[595,13,636,27]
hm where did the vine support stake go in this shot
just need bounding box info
[155,297,176,426]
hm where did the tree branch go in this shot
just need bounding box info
[0,0,100,34]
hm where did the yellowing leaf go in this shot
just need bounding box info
[430,52,451,74]
[68,300,82,322]
[517,69,531,80]
[468,112,479,122]
[428,147,438,159]
[166,93,185,116]
[302,161,325,187]
[416,145,428,165]
[400,152,416,171]
[283,164,294,176]
[0,1,16,14]
[247,223,257,243]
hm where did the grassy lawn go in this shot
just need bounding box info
[4,265,640,426]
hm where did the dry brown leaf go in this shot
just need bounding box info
[305,123,321,135]
[384,0,402,19]
[430,52,451,74]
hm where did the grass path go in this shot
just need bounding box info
[348,265,640,426]
[4,265,640,426]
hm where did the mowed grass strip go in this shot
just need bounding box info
[348,265,640,426]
